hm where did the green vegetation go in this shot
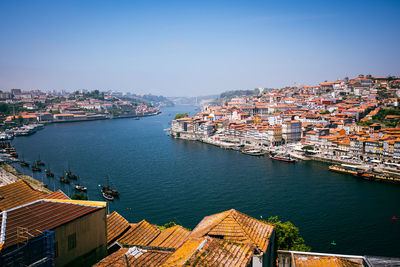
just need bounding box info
[71,192,88,200]
[319,110,330,114]
[157,221,177,231]
[174,113,188,120]
[74,90,105,100]
[267,216,311,252]
[358,108,400,127]
[302,145,314,151]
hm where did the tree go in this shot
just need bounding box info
[0,103,10,114]
[71,192,88,200]
[302,145,314,151]
[174,113,188,120]
[267,216,311,251]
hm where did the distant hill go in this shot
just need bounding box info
[122,93,175,107]
[168,95,219,106]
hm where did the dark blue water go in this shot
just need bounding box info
[11,106,400,257]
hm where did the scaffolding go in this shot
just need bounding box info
[0,230,55,267]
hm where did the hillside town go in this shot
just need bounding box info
[171,75,400,181]
[0,89,161,138]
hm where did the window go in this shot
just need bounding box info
[68,233,76,251]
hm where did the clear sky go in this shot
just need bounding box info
[0,0,399,96]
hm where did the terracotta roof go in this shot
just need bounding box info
[149,225,191,249]
[107,211,131,245]
[44,190,70,200]
[94,247,172,267]
[0,199,105,250]
[189,209,274,252]
[293,253,364,267]
[118,220,160,246]
[0,180,46,211]
[162,236,254,267]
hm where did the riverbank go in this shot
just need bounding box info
[0,163,51,193]
[0,110,162,140]
[171,134,400,184]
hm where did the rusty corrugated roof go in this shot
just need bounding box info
[294,253,364,267]
[162,236,254,267]
[94,247,172,267]
[118,220,160,246]
[149,225,191,249]
[0,180,46,211]
[107,211,131,245]
[189,209,274,252]
[0,199,104,250]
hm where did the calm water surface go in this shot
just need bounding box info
[11,106,400,257]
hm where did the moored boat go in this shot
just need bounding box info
[32,165,42,172]
[75,185,87,192]
[59,177,70,184]
[328,165,358,175]
[102,175,119,197]
[102,192,114,201]
[242,150,265,156]
[270,153,296,162]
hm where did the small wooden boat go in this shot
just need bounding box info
[75,185,87,192]
[32,165,42,172]
[20,160,30,167]
[45,164,54,177]
[36,155,45,166]
[59,177,70,184]
[102,192,114,201]
[66,171,78,180]
[102,175,119,197]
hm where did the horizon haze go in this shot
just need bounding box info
[1,0,399,97]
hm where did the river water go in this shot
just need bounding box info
[10,106,400,257]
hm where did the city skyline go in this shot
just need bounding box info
[1,0,399,96]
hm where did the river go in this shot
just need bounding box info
[10,106,400,257]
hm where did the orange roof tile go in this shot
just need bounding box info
[149,225,191,249]
[293,253,364,267]
[163,236,254,267]
[94,247,172,267]
[0,180,46,211]
[189,209,274,252]
[107,211,131,245]
[118,220,160,246]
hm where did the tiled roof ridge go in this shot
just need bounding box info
[228,210,261,248]
[230,209,274,252]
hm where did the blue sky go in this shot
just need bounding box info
[0,0,399,96]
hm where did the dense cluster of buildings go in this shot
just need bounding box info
[172,75,400,163]
[0,89,160,125]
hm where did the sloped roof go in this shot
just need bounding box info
[189,209,274,252]
[162,236,254,267]
[0,199,105,250]
[0,180,46,211]
[44,190,70,200]
[149,225,191,249]
[94,247,172,267]
[293,253,364,267]
[118,220,160,246]
[107,211,131,245]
